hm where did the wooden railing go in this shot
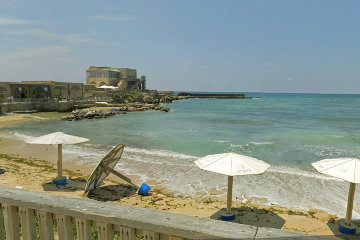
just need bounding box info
[0,186,332,239]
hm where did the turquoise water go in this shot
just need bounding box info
[3,93,360,216]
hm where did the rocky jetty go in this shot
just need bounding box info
[61,103,170,121]
[61,110,119,121]
[108,104,170,112]
[112,92,177,105]
[147,105,170,112]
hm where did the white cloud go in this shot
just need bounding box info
[0,16,37,25]
[92,15,138,22]
[0,45,70,60]
[201,65,208,69]
[7,29,98,45]
[265,61,272,67]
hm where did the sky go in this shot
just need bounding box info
[0,0,359,93]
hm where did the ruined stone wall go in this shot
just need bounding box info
[0,82,12,100]
[0,102,74,113]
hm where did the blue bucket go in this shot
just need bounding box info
[138,183,150,196]
[338,222,356,235]
[53,177,67,186]
[221,212,235,221]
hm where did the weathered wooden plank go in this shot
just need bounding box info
[0,204,5,240]
[75,218,92,240]
[143,230,160,240]
[96,222,113,240]
[2,204,20,240]
[114,226,135,240]
[56,214,73,240]
[168,236,184,240]
[158,233,170,240]
[36,210,54,240]
[19,207,36,240]
[255,227,335,239]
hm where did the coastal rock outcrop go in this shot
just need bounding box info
[61,110,117,121]
[112,91,176,105]
[61,103,170,121]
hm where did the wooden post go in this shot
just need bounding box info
[0,204,5,240]
[346,182,356,225]
[143,230,160,240]
[19,207,36,240]
[37,210,54,240]
[114,226,135,240]
[226,176,233,214]
[58,144,63,179]
[97,222,113,240]
[2,204,19,240]
[56,214,73,240]
[75,218,92,240]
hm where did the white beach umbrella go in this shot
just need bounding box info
[194,153,271,218]
[312,158,360,225]
[26,132,89,182]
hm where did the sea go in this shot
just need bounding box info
[2,92,360,217]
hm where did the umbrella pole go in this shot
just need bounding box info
[57,144,63,179]
[227,176,233,214]
[345,182,356,225]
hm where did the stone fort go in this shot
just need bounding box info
[86,66,146,90]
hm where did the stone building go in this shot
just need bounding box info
[86,66,146,90]
[0,81,84,100]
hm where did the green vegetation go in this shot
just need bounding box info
[0,153,82,178]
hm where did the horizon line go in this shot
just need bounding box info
[170,90,360,95]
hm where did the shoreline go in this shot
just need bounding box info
[0,113,349,237]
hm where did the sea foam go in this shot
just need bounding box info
[1,130,357,217]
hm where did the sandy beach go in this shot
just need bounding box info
[0,113,353,239]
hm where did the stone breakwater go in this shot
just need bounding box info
[61,103,170,121]
[0,91,178,114]
[61,110,119,121]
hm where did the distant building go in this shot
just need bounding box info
[0,81,84,100]
[0,66,147,100]
[86,66,146,90]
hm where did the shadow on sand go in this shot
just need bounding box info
[210,207,337,239]
[210,206,285,229]
[87,184,137,201]
[42,177,87,192]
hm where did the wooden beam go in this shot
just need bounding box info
[255,227,333,239]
